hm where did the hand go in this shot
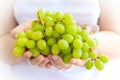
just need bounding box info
[77,23,100,34]
[10,21,52,68]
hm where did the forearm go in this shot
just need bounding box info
[91,31,120,59]
[0,0,17,37]
[0,34,24,64]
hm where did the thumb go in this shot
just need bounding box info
[10,21,32,39]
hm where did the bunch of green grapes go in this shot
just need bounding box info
[13,9,109,71]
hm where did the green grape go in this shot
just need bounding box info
[73,39,83,48]
[74,34,82,40]
[89,50,98,59]
[31,31,43,41]
[95,59,104,71]
[26,40,36,49]
[52,30,60,38]
[51,44,60,55]
[63,54,72,63]
[99,55,109,63]
[45,27,53,37]
[55,23,65,33]
[54,11,63,20]
[77,25,82,34]
[86,38,96,47]
[41,46,50,55]
[32,23,44,33]
[44,16,53,23]
[80,30,89,41]
[58,39,69,50]
[61,46,71,54]
[63,34,73,43]
[72,48,82,59]
[81,52,89,60]
[63,13,73,20]
[17,31,27,38]
[45,20,54,27]
[85,60,94,70]
[47,37,56,46]
[30,47,40,57]
[66,25,77,35]
[13,46,25,56]
[45,11,52,17]
[37,39,47,50]
[81,42,89,52]
[25,29,33,39]
[16,38,28,47]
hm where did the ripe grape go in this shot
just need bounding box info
[13,47,25,56]
[89,50,98,59]
[72,48,82,59]
[31,31,43,41]
[85,60,94,70]
[51,44,60,55]
[30,47,40,57]
[37,39,47,50]
[26,40,36,49]
[17,31,27,38]
[63,34,73,43]
[16,38,28,47]
[99,55,109,63]
[95,59,104,71]
[58,39,69,50]
[73,39,83,48]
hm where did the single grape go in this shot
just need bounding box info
[52,30,60,38]
[41,46,50,55]
[86,38,96,47]
[25,29,33,39]
[37,39,47,50]
[45,11,52,17]
[93,38,99,46]
[66,25,77,35]
[99,55,109,63]
[45,20,54,27]
[47,37,56,46]
[85,60,94,70]
[13,46,25,56]
[89,50,98,59]
[61,46,71,54]
[16,38,28,47]
[63,54,72,63]
[54,11,63,20]
[32,23,44,33]
[17,31,27,38]
[26,40,36,49]
[63,34,74,43]
[77,26,82,34]
[95,59,104,71]
[45,27,53,37]
[73,39,83,48]
[80,30,89,41]
[74,34,82,40]
[81,52,89,60]
[58,39,69,50]
[30,47,40,57]
[51,44,60,55]
[72,48,82,59]
[81,42,89,52]
[55,23,65,33]
[31,31,43,41]
[44,16,53,23]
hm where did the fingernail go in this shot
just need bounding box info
[15,34,18,39]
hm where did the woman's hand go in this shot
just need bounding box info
[10,21,52,68]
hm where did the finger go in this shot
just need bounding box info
[38,58,49,67]
[86,24,99,34]
[45,62,52,69]
[51,55,71,69]
[70,58,85,67]
[48,54,62,69]
[23,51,32,58]
[10,21,32,39]
[30,55,44,66]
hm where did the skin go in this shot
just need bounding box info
[0,0,120,69]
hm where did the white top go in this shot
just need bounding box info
[12,0,102,80]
